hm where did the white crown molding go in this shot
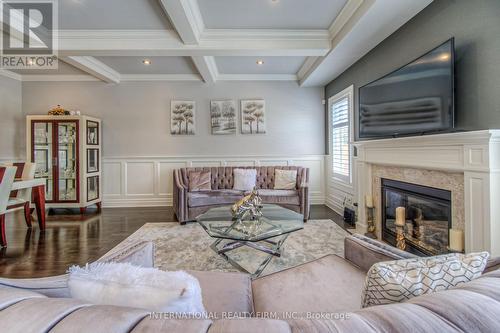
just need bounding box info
[14,72,299,83]
[21,75,99,82]
[0,69,22,81]
[217,74,298,82]
[328,0,365,39]
[120,74,202,82]
[297,56,320,81]
[61,56,121,84]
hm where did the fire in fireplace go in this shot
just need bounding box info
[381,178,452,256]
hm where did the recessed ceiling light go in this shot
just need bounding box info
[256,60,264,65]
[143,59,152,65]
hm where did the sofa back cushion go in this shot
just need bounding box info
[180,166,305,191]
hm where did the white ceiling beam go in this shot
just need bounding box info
[0,69,22,81]
[217,74,298,82]
[21,75,99,82]
[57,30,330,57]
[158,0,204,44]
[298,0,367,86]
[157,0,217,83]
[62,56,121,84]
[121,74,202,82]
[191,56,218,84]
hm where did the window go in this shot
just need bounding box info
[329,86,353,184]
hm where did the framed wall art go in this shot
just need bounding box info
[241,99,266,134]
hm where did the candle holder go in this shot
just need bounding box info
[395,225,406,251]
[365,207,376,239]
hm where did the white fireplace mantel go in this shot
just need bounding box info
[353,130,500,256]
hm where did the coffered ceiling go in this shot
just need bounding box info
[0,0,433,86]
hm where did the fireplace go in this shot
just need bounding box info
[381,178,451,256]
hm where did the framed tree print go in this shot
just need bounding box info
[211,100,237,135]
[170,100,195,135]
[241,100,266,134]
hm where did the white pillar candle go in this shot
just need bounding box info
[365,195,374,208]
[395,207,406,227]
[449,229,464,252]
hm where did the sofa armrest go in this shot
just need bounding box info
[344,234,417,272]
[173,169,189,223]
[0,241,155,298]
[484,256,500,274]
[97,241,155,268]
[298,168,309,188]
[174,169,188,191]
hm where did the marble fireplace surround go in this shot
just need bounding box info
[370,165,464,241]
[353,130,500,256]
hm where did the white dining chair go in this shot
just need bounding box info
[0,166,17,247]
[5,162,36,228]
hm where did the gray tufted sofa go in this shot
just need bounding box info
[173,166,310,224]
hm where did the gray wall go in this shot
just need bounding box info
[325,0,500,140]
[22,81,325,157]
[0,75,23,159]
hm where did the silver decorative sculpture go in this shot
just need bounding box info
[231,188,263,221]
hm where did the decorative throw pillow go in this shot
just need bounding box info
[68,262,206,315]
[361,251,489,308]
[274,169,297,190]
[188,171,211,192]
[233,168,257,191]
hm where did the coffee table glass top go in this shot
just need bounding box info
[197,204,304,242]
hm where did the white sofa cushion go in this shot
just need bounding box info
[233,169,257,191]
[361,251,489,308]
[274,169,297,190]
[68,262,206,315]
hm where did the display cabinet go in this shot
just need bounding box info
[26,115,102,213]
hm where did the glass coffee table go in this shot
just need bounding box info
[197,204,304,278]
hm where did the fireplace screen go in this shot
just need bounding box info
[382,178,451,256]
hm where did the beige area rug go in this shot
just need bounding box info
[107,220,351,277]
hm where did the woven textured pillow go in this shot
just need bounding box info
[188,171,211,192]
[361,251,489,308]
[274,169,297,190]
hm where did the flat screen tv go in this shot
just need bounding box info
[358,38,455,139]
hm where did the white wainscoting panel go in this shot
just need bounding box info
[102,162,122,197]
[102,155,326,208]
[126,162,155,196]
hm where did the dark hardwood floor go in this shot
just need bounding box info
[0,205,347,278]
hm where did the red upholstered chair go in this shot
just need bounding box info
[0,166,17,247]
[5,162,37,228]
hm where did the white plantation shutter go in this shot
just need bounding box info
[331,96,351,182]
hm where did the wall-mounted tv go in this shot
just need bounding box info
[358,38,455,139]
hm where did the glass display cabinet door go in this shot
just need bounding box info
[57,121,78,201]
[33,122,53,201]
